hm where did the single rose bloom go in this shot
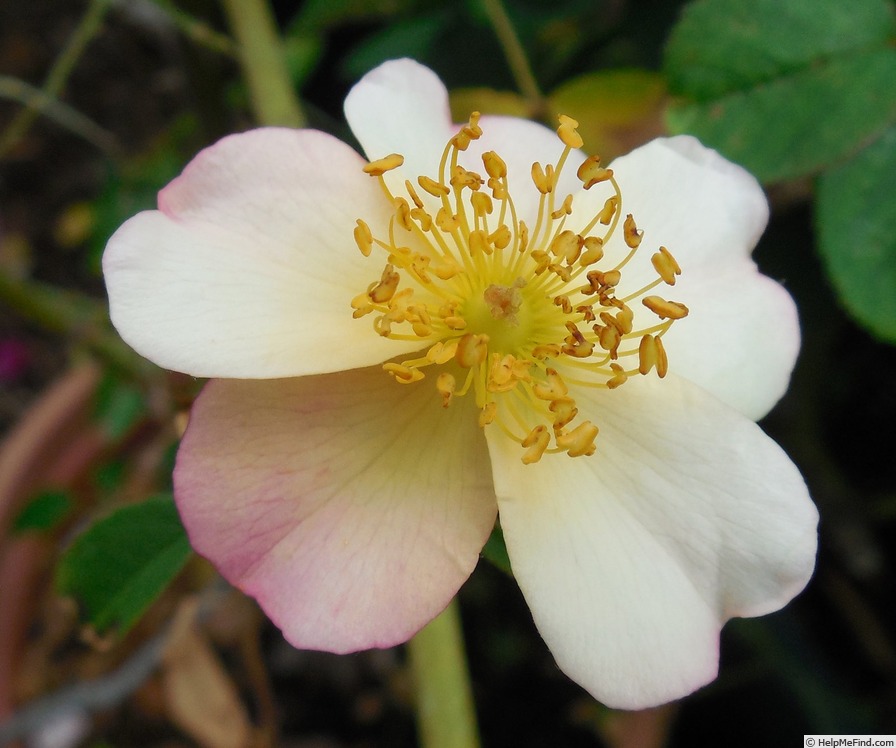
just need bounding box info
[103,58,818,709]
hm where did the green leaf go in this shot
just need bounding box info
[341,10,452,80]
[664,0,896,182]
[93,372,146,440]
[55,495,193,635]
[12,490,73,533]
[816,123,896,343]
[666,0,896,100]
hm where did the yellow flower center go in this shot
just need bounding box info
[351,113,688,463]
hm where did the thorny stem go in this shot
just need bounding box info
[219,0,306,128]
[481,0,548,118]
[0,0,113,159]
[407,600,482,748]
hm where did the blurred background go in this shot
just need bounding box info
[1,0,895,746]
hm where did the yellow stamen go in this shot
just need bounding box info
[352,113,689,463]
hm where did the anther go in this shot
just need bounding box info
[596,324,621,357]
[383,362,425,383]
[549,230,581,262]
[532,369,568,401]
[521,425,551,464]
[369,264,400,303]
[549,397,578,430]
[606,363,628,389]
[363,153,404,176]
[579,236,604,266]
[638,334,668,377]
[490,224,512,249]
[435,207,460,232]
[482,151,507,179]
[411,207,432,231]
[551,194,574,220]
[555,421,598,457]
[597,196,618,224]
[469,229,491,256]
[418,175,450,197]
[471,191,493,216]
[651,246,682,285]
[404,180,424,209]
[436,372,456,407]
[557,115,584,149]
[488,354,522,392]
[350,292,373,318]
[451,165,484,191]
[426,341,456,364]
[395,198,414,231]
[531,162,554,194]
[479,401,497,427]
[354,219,373,256]
[623,214,643,249]
[576,155,613,189]
[586,269,621,294]
[455,333,489,367]
[642,296,689,320]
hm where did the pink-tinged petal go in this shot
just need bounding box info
[103,128,412,378]
[486,374,817,709]
[345,59,455,188]
[174,367,497,652]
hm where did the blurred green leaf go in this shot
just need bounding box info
[291,0,435,33]
[282,33,323,90]
[664,0,896,182]
[341,10,452,79]
[93,372,146,440]
[56,495,192,635]
[816,124,896,344]
[12,490,73,533]
[665,0,895,100]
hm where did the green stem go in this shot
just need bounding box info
[0,271,151,380]
[151,0,238,58]
[0,0,113,158]
[481,0,547,118]
[408,599,481,748]
[219,0,306,128]
[0,75,117,153]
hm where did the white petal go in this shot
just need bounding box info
[486,374,817,709]
[103,128,414,378]
[661,259,801,420]
[345,59,454,188]
[175,367,497,652]
[610,136,769,268]
[567,136,797,418]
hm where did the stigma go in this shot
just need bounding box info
[351,113,688,463]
